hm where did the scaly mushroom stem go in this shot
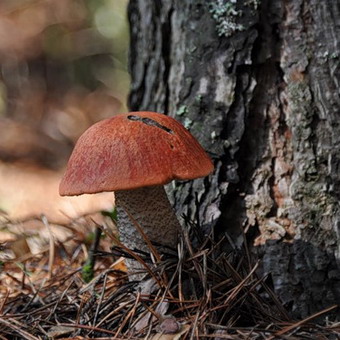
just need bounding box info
[115,185,181,276]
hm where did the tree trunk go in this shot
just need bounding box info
[128,0,340,319]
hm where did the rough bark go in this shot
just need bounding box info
[128,0,340,319]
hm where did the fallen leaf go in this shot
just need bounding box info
[150,324,190,340]
[47,325,73,337]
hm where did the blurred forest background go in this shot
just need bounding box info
[0,0,129,256]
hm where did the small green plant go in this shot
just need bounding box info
[102,207,117,222]
[81,226,103,283]
[81,260,94,283]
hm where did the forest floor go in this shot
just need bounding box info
[0,215,339,340]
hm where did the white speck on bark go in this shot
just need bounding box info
[214,55,236,103]
[198,76,209,94]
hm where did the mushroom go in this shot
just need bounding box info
[59,111,213,275]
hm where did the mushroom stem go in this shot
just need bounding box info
[115,185,181,276]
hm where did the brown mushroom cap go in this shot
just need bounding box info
[59,112,214,196]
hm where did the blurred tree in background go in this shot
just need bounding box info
[0,0,130,169]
